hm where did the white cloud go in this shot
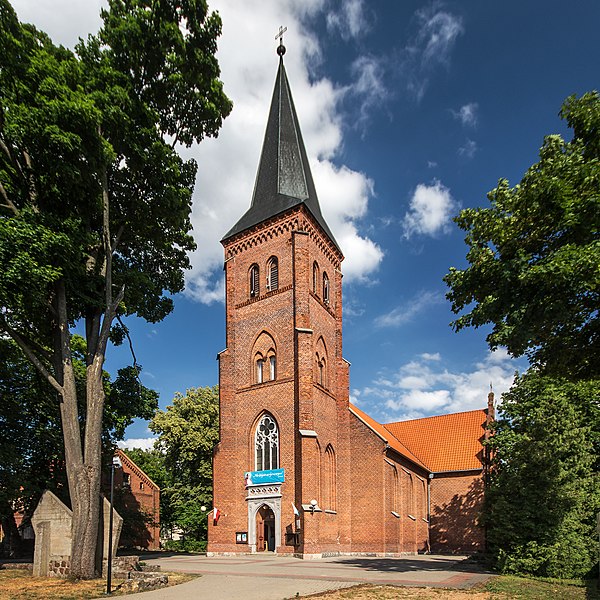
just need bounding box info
[118,437,157,451]
[452,102,478,127]
[415,5,464,66]
[11,0,105,49]
[458,139,477,159]
[343,297,365,319]
[403,180,456,238]
[349,55,389,128]
[12,0,383,304]
[374,290,444,328]
[358,348,519,422]
[402,4,464,101]
[184,0,383,303]
[327,0,371,40]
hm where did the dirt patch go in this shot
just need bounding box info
[300,584,496,600]
[0,568,194,599]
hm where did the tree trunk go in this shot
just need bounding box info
[54,281,103,579]
[0,504,23,558]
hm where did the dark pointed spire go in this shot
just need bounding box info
[222,43,340,252]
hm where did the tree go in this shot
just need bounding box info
[444,92,600,379]
[0,336,158,555]
[150,386,219,541]
[484,372,600,578]
[0,0,231,577]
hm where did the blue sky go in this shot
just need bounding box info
[10,0,599,447]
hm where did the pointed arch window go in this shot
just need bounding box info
[318,357,326,387]
[315,337,328,389]
[313,262,320,296]
[269,354,276,381]
[249,264,260,298]
[323,272,330,305]
[255,414,279,471]
[266,256,279,291]
[322,445,336,511]
[255,354,264,383]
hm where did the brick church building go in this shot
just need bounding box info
[208,41,493,557]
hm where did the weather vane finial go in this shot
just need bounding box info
[275,25,287,57]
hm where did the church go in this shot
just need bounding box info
[208,40,492,558]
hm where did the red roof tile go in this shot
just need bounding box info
[384,410,487,473]
[349,404,428,471]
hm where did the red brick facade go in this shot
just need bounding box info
[207,202,486,556]
[208,52,486,557]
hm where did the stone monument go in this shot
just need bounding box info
[31,490,122,577]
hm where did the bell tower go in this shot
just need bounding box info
[208,37,351,556]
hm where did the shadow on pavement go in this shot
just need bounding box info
[332,556,492,574]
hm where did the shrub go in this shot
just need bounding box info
[164,539,207,553]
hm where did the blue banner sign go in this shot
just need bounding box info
[245,469,285,486]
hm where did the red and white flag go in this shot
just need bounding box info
[213,507,221,523]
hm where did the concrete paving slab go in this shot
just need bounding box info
[123,554,493,599]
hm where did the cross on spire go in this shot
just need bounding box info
[275,25,287,57]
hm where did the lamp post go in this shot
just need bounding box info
[309,499,318,513]
[107,454,122,595]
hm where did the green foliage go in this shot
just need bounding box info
[485,372,600,578]
[0,337,158,516]
[150,386,219,540]
[0,0,230,575]
[444,92,600,379]
[163,539,207,553]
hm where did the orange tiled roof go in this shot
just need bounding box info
[384,410,487,473]
[349,404,428,471]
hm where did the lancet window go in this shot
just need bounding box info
[249,264,260,298]
[266,256,279,291]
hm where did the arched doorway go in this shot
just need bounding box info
[256,505,276,552]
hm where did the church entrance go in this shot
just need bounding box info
[256,505,276,552]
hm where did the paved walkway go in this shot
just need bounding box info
[124,553,493,599]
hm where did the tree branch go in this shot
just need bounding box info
[22,149,39,210]
[0,180,19,216]
[111,224,124,254]
[0,136,14,163]
[0,318,63,395]
[116,313,139,369]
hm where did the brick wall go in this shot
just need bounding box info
[429,471,484,553]
[113,451,160,550]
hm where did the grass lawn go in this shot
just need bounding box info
[302,576,600,599]
[0,568,195,599]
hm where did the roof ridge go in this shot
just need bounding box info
[384,407,486,426]
[117,449,160,490]
[349,403,429,471]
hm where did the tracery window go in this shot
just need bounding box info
[323,272,330,304]
[255,414,279,471]
[249,264,259,298]
[266,256,279,291]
